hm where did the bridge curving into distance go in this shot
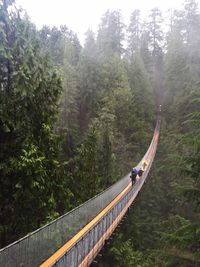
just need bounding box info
[0,116,161,267]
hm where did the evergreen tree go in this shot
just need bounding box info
[147,8,164,103]
[97,10,125,56]
[127,9,141,56]
[77,30,101,135]
[0,0,63,246]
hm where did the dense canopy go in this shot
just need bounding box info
[0,0,199,266]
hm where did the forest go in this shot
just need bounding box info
[0,0,199,266]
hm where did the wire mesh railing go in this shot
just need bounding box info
[0,173,131,267]
[0,117,161,267]
[50,120,160,267]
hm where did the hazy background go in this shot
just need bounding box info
[16,0,186,43]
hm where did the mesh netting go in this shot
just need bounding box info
[0,118,160,267]
[52,120,160,267]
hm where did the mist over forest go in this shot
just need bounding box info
[0,0,200,266]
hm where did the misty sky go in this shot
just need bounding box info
[15,0,196,43]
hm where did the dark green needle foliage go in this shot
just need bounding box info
[1,1,199,266]
[0,0,63,246]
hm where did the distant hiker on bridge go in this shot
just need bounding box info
[130,160,148,186]
[130,167,139,186]
[142,160,148,172]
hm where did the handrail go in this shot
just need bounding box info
[40,116,161,266]
[0,116,161,267]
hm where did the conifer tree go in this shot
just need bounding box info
[97,10,125,56]
[127,9,141,56]
[0,0,62,246]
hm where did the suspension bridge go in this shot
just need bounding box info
[0,116,161,267]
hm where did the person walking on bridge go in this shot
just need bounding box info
[130,167,139,186]
[130,161,148,186]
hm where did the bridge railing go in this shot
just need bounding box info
[0,118,160,267]
[0,172,132,267]
[50,125,160,267]
[51,180,142,267]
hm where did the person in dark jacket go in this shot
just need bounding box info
[130,167,139,186]
[130,161,148,186]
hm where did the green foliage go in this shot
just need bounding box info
[0,1,64,246]
[97,10,125,56]
[72,107,115,203]
[97,3,200,266]
[127,9,141,56]
[77,30,100,134]
[0,0,157,250]
[74,120,101,201]
[109,239,155,267]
